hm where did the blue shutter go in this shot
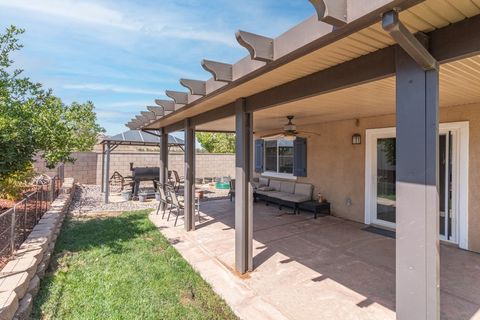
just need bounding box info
[293,137,307,177]
[255,139,264,173]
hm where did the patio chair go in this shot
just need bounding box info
[172,170,184,192]
[167,185,184,226]
[155,182,171,219]
[229,179,235,202]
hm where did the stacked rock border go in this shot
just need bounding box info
[0,178,75,320]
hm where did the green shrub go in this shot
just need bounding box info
[0,164,35,200]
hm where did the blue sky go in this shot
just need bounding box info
[0,0,314,135]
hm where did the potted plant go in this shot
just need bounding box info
[138,189,148,202]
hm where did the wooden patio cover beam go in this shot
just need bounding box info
[159,13,480,133]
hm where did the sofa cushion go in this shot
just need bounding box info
[295,183,313,198]
[257,186,274,191]
[269,180,281,191]
[280,181,295,194]
[278,193,312,203]
[259,177,270,187]
[256,190,283,198]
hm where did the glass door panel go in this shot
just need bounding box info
[376,138,396,224]
[439,133,454,241]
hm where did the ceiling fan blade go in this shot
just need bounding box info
[297,130,321,137]
[261,132,285,139]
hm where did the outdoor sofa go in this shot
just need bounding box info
[254,177,313,214]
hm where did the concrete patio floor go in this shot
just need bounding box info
[149,200,480,320]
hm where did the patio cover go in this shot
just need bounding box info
[101,130,184,147]
[101,130,184,204]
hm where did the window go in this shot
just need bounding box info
[264,139,294,174]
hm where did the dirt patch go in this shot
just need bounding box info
[0,199,15,214]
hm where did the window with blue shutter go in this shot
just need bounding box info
[293,137,307,177]
[255,139,264,173]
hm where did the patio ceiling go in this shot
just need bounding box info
[146,0,480,131]
[195,53,480,132]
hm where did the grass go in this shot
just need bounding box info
[32,210,238,320]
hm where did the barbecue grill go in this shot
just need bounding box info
[130,163,159,197]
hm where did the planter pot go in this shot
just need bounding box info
[122,191,132,201]
[155,192,161,201]
[139,194,148,202]
[196,190,205,200]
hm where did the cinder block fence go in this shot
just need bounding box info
[35,152,235,185]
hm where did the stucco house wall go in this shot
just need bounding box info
[256,103,480,253]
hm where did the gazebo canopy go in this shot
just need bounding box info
[101,130,184,147]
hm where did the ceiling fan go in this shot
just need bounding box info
[261,115,320,140]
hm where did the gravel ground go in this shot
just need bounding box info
[69,184,230,215]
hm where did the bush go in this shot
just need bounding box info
[0,164,35,200]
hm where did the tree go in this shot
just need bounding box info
[0,26,104,198]
[196,132,235,153]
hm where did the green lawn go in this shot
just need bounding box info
[32,210,238,320]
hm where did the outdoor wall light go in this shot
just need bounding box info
[352,133,361,145]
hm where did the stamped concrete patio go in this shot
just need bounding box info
[149,200,480,320]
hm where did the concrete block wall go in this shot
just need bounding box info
[96,152,235,184]
[34,153,97,184]
[35,152,235,185]
[0,178,75,320]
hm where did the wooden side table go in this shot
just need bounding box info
[298,201,331,219]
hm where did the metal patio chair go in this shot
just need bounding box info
[167,185,184,226]
[155,182,171,219]
[172,170,184,192]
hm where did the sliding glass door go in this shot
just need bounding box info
[366,124,468,245]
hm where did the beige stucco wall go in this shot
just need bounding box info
[256,103,480,253]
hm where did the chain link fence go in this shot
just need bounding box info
[0,165,64,267]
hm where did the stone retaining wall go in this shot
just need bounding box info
[0,178,75,320]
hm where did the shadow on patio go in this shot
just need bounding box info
[153,199,480,320]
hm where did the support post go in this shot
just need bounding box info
[184,119,195,231]
[395,46,440,319]
[104,142,111,204]
[101,143,105,192]
[159,128,168,188]
[235,98,253,274]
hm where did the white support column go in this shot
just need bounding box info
[103,142,111,204]
[395,46,440,320]
[235,98,253,274]
[159,128,168,187]
[184,119,195,232]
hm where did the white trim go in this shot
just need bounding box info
[364,127,396,227]
[262,171,297,181]
[263,137,295,177]
[364,122,469,249]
